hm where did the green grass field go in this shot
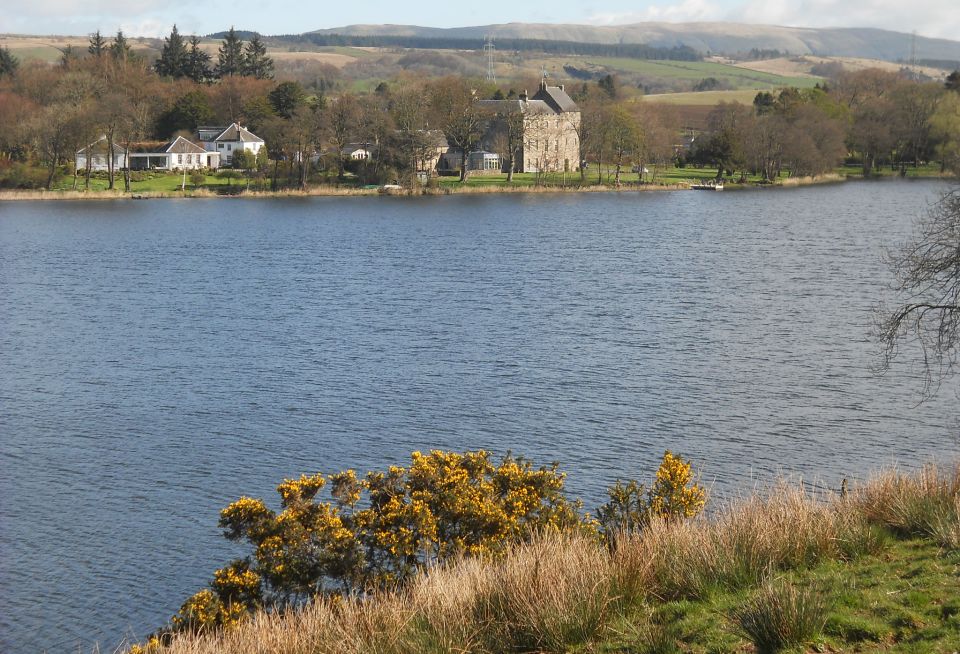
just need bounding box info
[600,537,960,654]
[584,57,822,90]
[51,172,253,193]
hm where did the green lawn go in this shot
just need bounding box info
[598,537,960,653]
[435,166,771,189]
[51,171,257,193]
[37,163,947,196]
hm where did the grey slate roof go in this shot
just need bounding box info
[214,123,265,143]
[164,136,207,154]
[532,84,579,114]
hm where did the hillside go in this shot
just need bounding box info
[310,22,960,63]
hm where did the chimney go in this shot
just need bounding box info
[520,90,528,101]
[559,84,564,92]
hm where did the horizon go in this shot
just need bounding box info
[2,0,957,41]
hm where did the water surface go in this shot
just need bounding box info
[1,181,957,652]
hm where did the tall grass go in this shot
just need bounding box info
[852,463,960,548]
[729,578,829,653]
[132,464,959,653]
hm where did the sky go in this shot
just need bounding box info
[1,0,958,41]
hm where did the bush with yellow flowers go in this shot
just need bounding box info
[157,449,705,640]
[598,450,707,538]
[166,450,586,633]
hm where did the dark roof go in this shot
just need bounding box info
[477,99,523,114]
[127,141,171,154]
[422,129,449,148]
[532,83,579,114]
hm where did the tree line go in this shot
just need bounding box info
[1,38,959,193]
[688,70,960,180]
[284,33,701,61]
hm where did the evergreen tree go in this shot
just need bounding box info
[0,46,19,78]
[110,30,131,62]
[59,45,80,69]
[216,27,244,78]
[186,36,212,83]
[242,34,273,79]
[155,25,189,78]
[947,70,960,92]
[88,30,107,57]
[268,80,306,118]
[155,90,215,138]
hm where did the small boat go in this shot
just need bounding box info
[691,180,723,191]
[378,184,404,195]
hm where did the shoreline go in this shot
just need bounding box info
[0,172,945,202]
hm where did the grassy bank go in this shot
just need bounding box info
[129,463,960,653]
[0,165,951,201]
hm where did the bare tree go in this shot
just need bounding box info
[877,189,960,397]
[490,106,524,182]
[606,104,639,187]
[429,78,485,182]
[328,93,361,182]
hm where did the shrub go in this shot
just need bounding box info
[729,579,829,653]
[0,162,49,189]
[169,450,586,633]
[598,451,706,538]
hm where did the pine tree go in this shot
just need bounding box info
[216,27,244,78]
[186,36,212,84]
[110,30,131,62]
[155,25,189,78]
[0,46,19,78]
[88,30,107,57]
[242,34,273,79]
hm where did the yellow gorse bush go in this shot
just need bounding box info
[161,449,704,641]
[649,450,707,519]
[598,450,707,537]
[168,449,587,635]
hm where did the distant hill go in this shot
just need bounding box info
[309,22,960,63]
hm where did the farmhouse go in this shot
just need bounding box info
[198,123,265,166]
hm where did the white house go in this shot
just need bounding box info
[339,143,375,160]
[198,123,265,166]
[76,137,128,171]
[127,136,220,171]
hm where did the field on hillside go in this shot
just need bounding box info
[732,54,950,80]
[584,57,821,89]
[0,35,158,64]
[642,89,763,105]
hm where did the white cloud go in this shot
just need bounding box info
[585,0,959,40]
[586,0,727,25]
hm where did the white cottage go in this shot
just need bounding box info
[76,137,128,171]
[128,136,220,171]
[198,123,265,166]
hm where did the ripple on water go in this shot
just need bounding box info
[1,181,958,652]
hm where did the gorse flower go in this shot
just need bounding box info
[162,448,704,641]
[598,450,707,538]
